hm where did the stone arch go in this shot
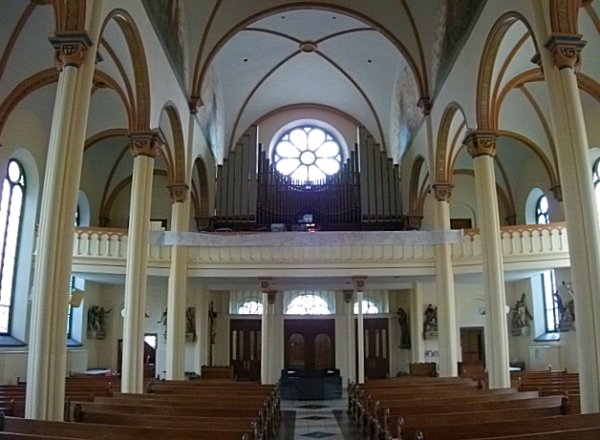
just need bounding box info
[476,12,540,131]
[159,104,187,185]
[408,155,428,215]
[436,102,469,183]
[100,9,151,131]
[191,156,211,230]
[52,0,86,32]
[549,0,584,34]
[100,169,168,226]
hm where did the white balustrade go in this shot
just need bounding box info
[72,223,569,273]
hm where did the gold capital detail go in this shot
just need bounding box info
[545,34,586,71]
[417,97,432,116]
[258,277,273,293]
[168,182,188,203]
[464,131,497,158]
[343,290,354,304]
[129,130,163,158]
[432,182,454,202]
[550,184,563,202]
[49,32,92,70]
[352,276,367,291]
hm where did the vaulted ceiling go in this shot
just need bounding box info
[144,0,486,163]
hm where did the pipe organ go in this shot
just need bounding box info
[213,126,404,231]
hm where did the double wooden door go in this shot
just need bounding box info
[230,319,261,381]
[284,318,335,371]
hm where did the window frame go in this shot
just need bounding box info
[272,124,343,184]
[0,159,26,336]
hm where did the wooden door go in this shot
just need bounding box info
[284,319,335,371]
[118,334,157,378]
[230,319,261,381]
[460,326,485,366]
[358,318,389,380]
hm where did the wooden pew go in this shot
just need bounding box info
[412,413,600,440]
[464,426,600,440]
[72,409,258,437]
[0,413,252,440]
[393,398,570,440]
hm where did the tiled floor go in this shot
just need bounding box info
[278,393,363,439]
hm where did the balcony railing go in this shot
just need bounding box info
[72,222,569,272]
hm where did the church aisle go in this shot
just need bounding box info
[279,393,363,439]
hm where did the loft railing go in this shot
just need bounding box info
[72,222,569,268]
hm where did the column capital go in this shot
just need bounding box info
[49,31,92,70]
[352,276,367,291]
[464,130,497,158]
[129,130,163,158]
[258,277,273,293]
[550,184,563,202]
[417,96,432,116]
[168,182,189,203]
[404,214,423,230]
[545,34,586,71]
[267,290,277,305]
[189,96,202,114]
[342,290,354,304]
[432,182,454,202]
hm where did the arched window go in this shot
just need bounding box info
[353,299,380,314]
[272,125,342,184]
[593,159,600,227]
[237,298,263,315]
[0,159,25,334]
[286,294,332,315]
[535,194,558,332]
[536,195,549,224]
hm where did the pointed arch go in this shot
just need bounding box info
[0,69,58,137]
[100,169,168,226]
[191,157,211,229]
[436,102,469,183]
[160,104,187,185]
[549,0,584,34]
[476,12,540,131]
[100,9,151,131]
[408,155,428,214]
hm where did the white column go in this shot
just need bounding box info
[267,291,277,384]
[539,31,600,412]
[465,132,510,389]
[165,185,190,380]
[194,287,209,374]
[356,290,365,384]
[432,187,459,377]
[410,282,425,363]
[121,131,162,393]
[260,291,270,384]
[343,290,355,383]
[26,30,97,420]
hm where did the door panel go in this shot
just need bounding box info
[460,327,485,366]
[230,319,261,380]
[357,318,389,380]
[284,319,335,371]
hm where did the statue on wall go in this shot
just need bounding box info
[185,307,196,342]
[511,293,533,335]
[423,304,438,339]
[87,305,112,339]
[396,307,411,348]
[556,281,575,331]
